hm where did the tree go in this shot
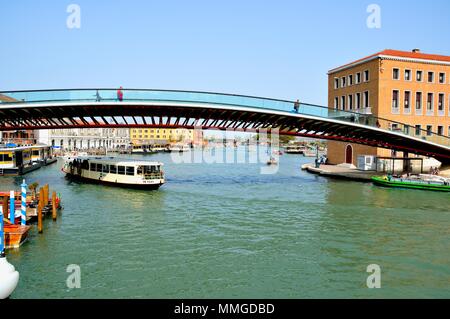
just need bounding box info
[279,135,296,144]
[29,182,39,201]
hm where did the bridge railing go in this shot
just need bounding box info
[1,89,449,148]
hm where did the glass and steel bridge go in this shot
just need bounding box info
[1,89,449,162]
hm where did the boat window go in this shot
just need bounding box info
[109,165,117,174]
[82,160,89,169]
[118,166,125,175]
[90,163,95,171]
[96,163,103,172]
[32,150,40,156]
[137,166,143,175]
[0,153,13,162]
[102,164,109,173]
[126,166,135,176]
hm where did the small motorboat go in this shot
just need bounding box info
[3,223,31,248]
[272,150,283,156]
[371,175,450,192]
[266,157,278,166]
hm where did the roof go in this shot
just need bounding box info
[328,49,450,74]
[0,144,51,151]
[68,156,163,166]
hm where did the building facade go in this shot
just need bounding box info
[37,128,130,150]
[0,130,36,146]
[327,49,450,165]
[130,128,198,146]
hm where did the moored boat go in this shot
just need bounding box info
[284,145,306,155]
[371,175,450,192]
[4,224,31,248]
[62,156,165,189]
[168,144,190,153]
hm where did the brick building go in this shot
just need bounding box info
[327,49,450,165]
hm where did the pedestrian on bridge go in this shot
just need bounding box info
[117,86,124,102]
[293,99,300,113]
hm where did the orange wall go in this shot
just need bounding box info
[327,55,450,165]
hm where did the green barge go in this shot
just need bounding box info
[371,175,450,192]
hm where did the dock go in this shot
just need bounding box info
[302,163,384,182]
[1,182,62,249]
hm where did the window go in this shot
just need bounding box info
[427,71,434,83]
[96,164,102,172]
[415,125,421,136]
[404,91,411,111]
[416,92,422,110]
[363,91,369,108]
[426,125,433,136]
[126,167,134,176]
[109,165,117,174]
[356,72,361,84]
[348,95,353,110]
[416,70,423,82]
[348,75,353,86]
[102,164,109,173]
[334,97,339,109]
[341,96,346,110]
[427,93,434,111]
[439,72,446,84]
[393,68,400,80]
[334,78,339,89]
[392,90,399,109]
[438,93,444,112]
[118,166,125,175]
[363,70,370,82]
[0,153,13,162]
[356,93,361,109]
[341,77,346,87]
[405,69,411,81]
[437,126,444,135]
[404,125,410,135]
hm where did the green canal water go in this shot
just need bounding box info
[1,149,449,298]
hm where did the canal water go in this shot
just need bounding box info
[1,149,449,298]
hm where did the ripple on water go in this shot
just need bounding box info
[2,153,449,299]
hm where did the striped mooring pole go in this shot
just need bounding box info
[9,191,15,225]
[21,180,27,226]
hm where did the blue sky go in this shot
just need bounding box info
[1,0,450,105]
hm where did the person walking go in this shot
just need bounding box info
[293,99,300,113]
[117,86,124,102]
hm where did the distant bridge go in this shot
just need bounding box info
[0,88,449,163]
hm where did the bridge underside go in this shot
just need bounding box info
[1,102,449,163]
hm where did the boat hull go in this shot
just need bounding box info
[371,177,450,192]
[4,225,31,249]
[64,173,163,190]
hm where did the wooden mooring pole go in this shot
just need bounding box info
[52,191,57,221]
[37,189,44,233]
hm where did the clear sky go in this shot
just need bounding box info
[1,0,450,106]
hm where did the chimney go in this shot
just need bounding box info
[412,48,421,53]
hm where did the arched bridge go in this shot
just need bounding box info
[1,89,449,163]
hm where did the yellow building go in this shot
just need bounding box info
[328,49,450,165]
[130,128,195,146]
